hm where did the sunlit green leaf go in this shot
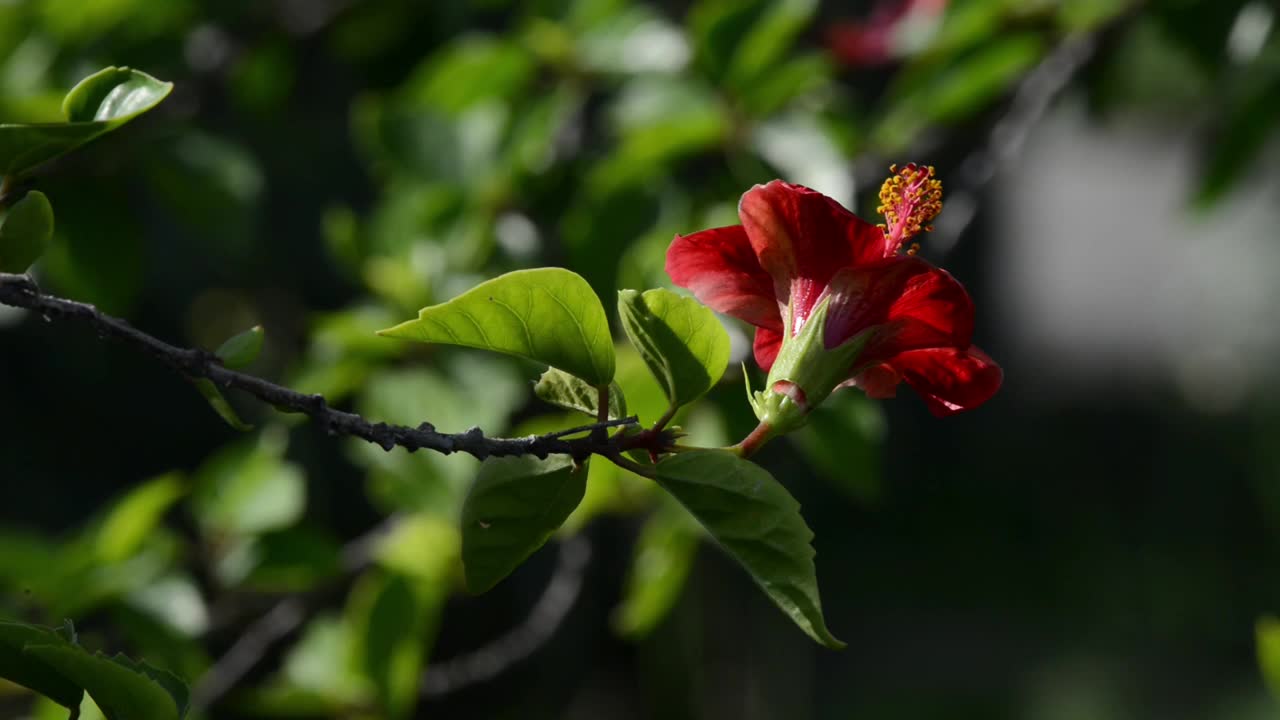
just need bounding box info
[379,268,616,385]
[461,455,587,593]
[61,66,172,124]
[618,288,730,410]
[534,367,627,420]
[191,433,305,535]
[374,514,460,583]
[0,189,53,272]
[654,450,843,648]
[96,472,185,563]
[278,615,368,704]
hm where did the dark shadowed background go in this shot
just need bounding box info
[3,0,1280,718]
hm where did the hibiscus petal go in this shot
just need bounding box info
[753,326,783,372]
[885,346,1002,417]
[822,257,974,360]
[666,225,782,330]
[848,362,901,399]
[738,181,887,329]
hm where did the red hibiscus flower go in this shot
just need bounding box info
[665,164,1000,437]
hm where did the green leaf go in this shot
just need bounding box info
[24,646,182,720]
[192,378,253,432]
[654,450,843,648]
[613,500,700,638]
[222,527,343,592]
[617,288,730,409]
[723,0,816,93]
[0,189,54,272]
[534,367,627,420]
[191,434,305,535]
[1259,616,1280,700]
[0,622,84,711]
[0,67,172,177]
[215,325,264,369]
[379,268,615,385]
[61,67,173,125]
[872,35,1044,151]
[461,455,587,593]
[349,571,441,719]
[95,472,186,563]
[374,514,460,583]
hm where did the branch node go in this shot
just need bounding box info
[371,423,396,452]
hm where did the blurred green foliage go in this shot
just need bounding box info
[2,0,1280,718]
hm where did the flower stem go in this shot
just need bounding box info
[731,421,776,458]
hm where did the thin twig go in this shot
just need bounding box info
[0,274,650,461]
[189,598,307,710]
[191,515,403,712]
[421,535,592,698]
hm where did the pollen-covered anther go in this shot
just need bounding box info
[879,162,945,254]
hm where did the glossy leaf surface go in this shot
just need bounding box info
[461,455,586,593]
[654,450,843,648]
[380,268,615,385]
[617,288,730,409]
[0,67,172,177]
[534,367,627,420]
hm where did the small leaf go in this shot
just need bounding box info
[617,288,730,409]
[0,622,84,711]
[613,500,700,638]
[654,450,843,648]
[23,646,182,720]
[379,268,615,386]
[348,571,441,719]
[215,325,264,369]
[61,67,174,126]
[96,472,186,563]
[191,435,305,535]
[461,455,587,593]
[0,67,172,177]
[192,378,253,432]
[534,368,627,420]
[0,190,54,272]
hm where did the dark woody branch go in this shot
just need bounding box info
[0,272,645,460]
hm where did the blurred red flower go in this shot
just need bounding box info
[826,0,948,67]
